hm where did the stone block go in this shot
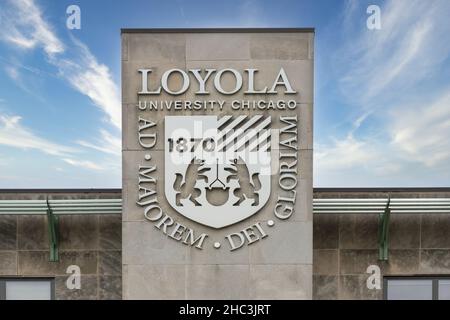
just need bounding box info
[186,264,249,299]
[249,221,312,264]
[340,249,378,275]
[0,251,17,275]
[99,275,122,300]
[55,275,98,300]
[59,215,99,250]
[249,264,312,299]
[127,33,186,63]
[421,214,450,248]
[339,275,382,300]
[389,214,420,249]
[122,221,188,265]
[313,214,338,249]
[186,33,250,61]
[99,215,122,250]
[99,250,121,275]
[18,215,48,250]
[0,215,17,250]
[18,250,97,275]
[383,249,420,275]
[420,249,450,273]
[313,249,338,275]
[250,33,310,60]
[313,275,338,300]
[123,264,185,299]
[339,214,378,249]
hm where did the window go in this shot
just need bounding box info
[438,280,450,300]
[385,277,450,300]
[0,278,54,300]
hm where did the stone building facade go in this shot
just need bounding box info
[121,28,314,299]
[0,190,122,299]
[1,188,450,299]
[313,188,450,300]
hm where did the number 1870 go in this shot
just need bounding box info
[168,137,215,153]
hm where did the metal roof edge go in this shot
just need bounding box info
[121,27,315,34]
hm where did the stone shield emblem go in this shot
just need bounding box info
[164,115,271,228]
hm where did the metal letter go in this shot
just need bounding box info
[161,69,189,95]
[138,69,161,94]
[214,69,243,95]
[268,68,296,94]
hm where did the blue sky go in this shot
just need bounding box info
[0,0,449,188]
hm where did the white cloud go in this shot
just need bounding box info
[0,113,111,172]
[0,114,76,156]
[0,0,122,171]
[338,0,450,107]
[390,91,450,167]
[77,129,121,156]
[0,0,64,55]
[316,135,375,170]
[314,132,407,187]
[53,38,121,129]
[341,0,359,31]
[5,66,20,81]
[62,158,104,171]
[0,0,121,130]
[316,0,450,186]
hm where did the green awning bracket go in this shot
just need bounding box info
[46,198,59,262]
[378,196,391,261]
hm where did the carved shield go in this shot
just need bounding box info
[164,115,271,228]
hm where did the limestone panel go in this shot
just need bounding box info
[122,29,314,300]
[249,264,312,299]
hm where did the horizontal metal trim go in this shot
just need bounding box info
[0,206,120,211]
[0,211,121,215]
[0,198,122,215]
[1,187,449,193]
[314,211,384,214]
[121,27,315,34]
[314,208,384,211]
[1,194,450,216]
[0,188,121,193]
[315,203,450,205]
[0,200,121,204]
[314,210,450,214]
[314,198,450,202]
[314,199,388,202]
[314,187,450,193]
